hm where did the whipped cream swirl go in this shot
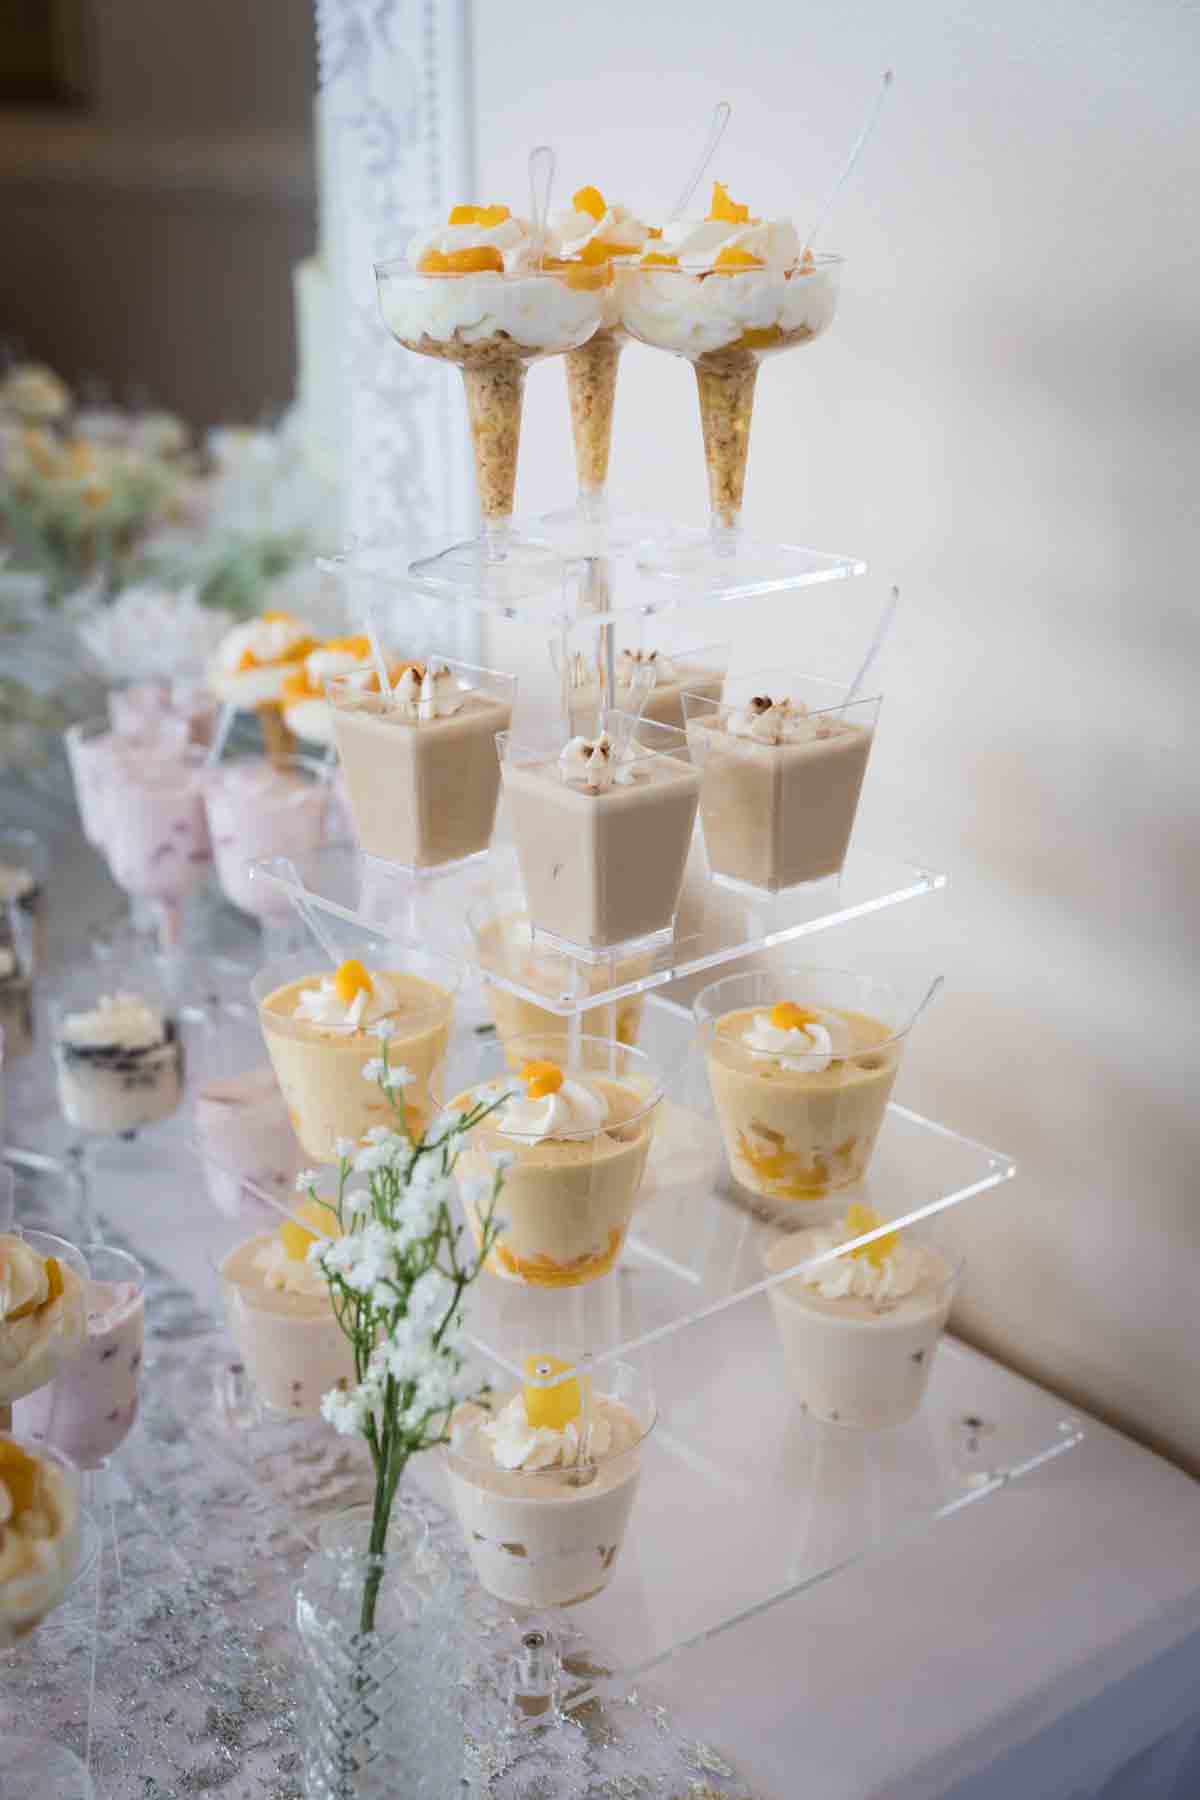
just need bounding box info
[726,695,847,744]
[616,649,679,688]
[391,664,465,722]
[655,214,801,275]
[408,213,538,275]
[294,971,399,1034]
[482,1392,613,1472]
[794,1222,929,1304]
[741,1007,850,1074]
[498,1074,609,1143]
[59,992,166,1052]
[252,1235,329,1299]
[217,615,312,674]
[551,201,648,261]
[558,732,637,792]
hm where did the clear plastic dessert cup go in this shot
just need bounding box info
[0,826,49,971]
[444,1359,655,1607]
[498,714,701,961]
[13,1244,145,1468]
[763,1220,964,1429]
[50,967,184,1140]
[447,1032,663,1287]
[252,943,460,1164]
[99,741,213,948]
[616,255,842,585]
[0,1228,88,1407]
[694,965,940,1204]
[328,656,516,874]
[683,671,880,894]
[466,894,649,1054]
[375,253,603,603]
[559,639,730,739]
[203,752,332,922]
[63,713,189,849]
[216,1228,355,1417]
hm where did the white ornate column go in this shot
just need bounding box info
[314,0,477,651]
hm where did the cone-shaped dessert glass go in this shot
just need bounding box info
[617,256,843,591]
[375,255,604,604]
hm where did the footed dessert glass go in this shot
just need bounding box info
[202,751,332,926]
[694,964,940,1204]
[618,256,842,589]
[375,254,603,604]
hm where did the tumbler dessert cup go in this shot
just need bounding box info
[218,1202,355,1415]
[14,1245,145,1468]
[253,947,458,1163]
[445,1359,654,1607]
[468,898,648,1053]
[51,983,184,1137]
[0,1229,87,1407]
[193,1063,306,1218]
[764,1210,963,1428]
[329,656,516,873]
[500,717,701,958]
[684,672,879,893]
[0,1436,82,1645]
[203,752,331,921]
[376,205,603,597]
[695,966,938,1203]
[450,1033,662,1286]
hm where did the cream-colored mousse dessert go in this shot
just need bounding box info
[503,731,700,953]
[566,647,725,737]
[452,1051,660,1286]
[764,1207,960,1428]
[0,1235,86,1406]
[330,661,513,871]
[219,1201,356,1414]
[378,205,602,523]
[257,957,454,1163]
[53,990,184,1136]
[193,1064,306,1218]
[445,1360,648,1607]
[687,691,874,892]
[472,910,647,1053]
[704,997,900,1202]
[0,1438,81,1644]
[547,185,649,492]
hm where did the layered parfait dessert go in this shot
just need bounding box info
[450,1038,661,1286]
[445,1358,652,1607]
[0,1232,86,1406]
[203,754,330,920]
[696,969,909,1202]
[764,1207,962,1428]
[330,658,515,872]
[14,1246,144,1468]
[99,744,213,945]
[218,1200,355,1414]
[685,676,878,892]
[52,990,184,1136]
[564,645,727,737]
[210,612,317,754]
[0,1437,81,1645]
[255,954,456,1163]
[501,725,700,954]
[470,904,647,1053]
[193,1064,307,1218]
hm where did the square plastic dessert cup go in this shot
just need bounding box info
[693,963,941,1207]
[557,640,730,740]
[683,671,880,898]
[444,1031,664,1289]
[763,1219,965,1430]
[327,655,517,878]
[498,713,701,964]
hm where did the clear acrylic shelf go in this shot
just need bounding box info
[249,842,946,1018]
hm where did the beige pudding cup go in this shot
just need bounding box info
[217,1233,356,1416]
[763,1222,964,1429]
[252,944,459,1164]
[560,640,730,739]
[683,672,880,895]
[694,966,939,1205]
[448,1033,663,1287]
[444,1360,655,1608]
[467,894,649,1055]
[328,657,517,874]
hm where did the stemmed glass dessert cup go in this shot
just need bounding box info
[693,963,941,1206]
[201,750,333,939]
[616,255,842,588]
[375,251,604,604]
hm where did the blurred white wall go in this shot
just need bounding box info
[471,1,1200,1471]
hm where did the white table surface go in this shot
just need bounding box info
[8,776,1200,1800]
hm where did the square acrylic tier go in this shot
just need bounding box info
[248,842,946,1020]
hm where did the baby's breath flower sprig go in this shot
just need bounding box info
[302,1034,510,1632]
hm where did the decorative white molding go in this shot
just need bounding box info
[314,0,477,654]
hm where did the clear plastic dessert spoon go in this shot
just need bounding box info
[528,143,556,269]
[276,857,341,967]
[840,583,899,716]
[802,68,893,255]
[664,99,732,224]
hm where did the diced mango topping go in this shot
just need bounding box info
[646,225,664,239]
[419,245,505,275]
[523,1354,587,1430]
[770,1001,820,1032]
[641,250,679,268]
[577,236,628,265]
[261,610,292,623]
[237,648,259,672]
[448,204,511,227]
[334,958,373,1006]
[521,1059,564,1101]
[280,1197,340,1262]
[573,185,607,221]
[709,180,751,224]
[0,1440,41,1518]
[7,1256,64,1323]
[844,1202,899,1268]
[714,245,763,269]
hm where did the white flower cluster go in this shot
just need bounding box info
[318,1267,479,1440]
